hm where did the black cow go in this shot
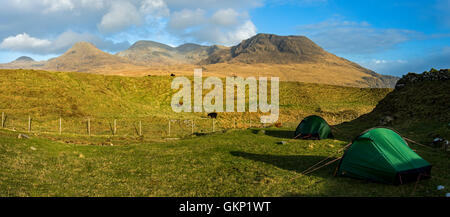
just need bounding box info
[207,112,218,119]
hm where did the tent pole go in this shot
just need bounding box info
[333,163,340,177]
[403,137,431,149]
[303,157,342,176]
[302,143,351,175]
[411,173,423,196]
[293,133,302,139]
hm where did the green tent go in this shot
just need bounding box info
[294,115,333,140]
[336,128,432,184]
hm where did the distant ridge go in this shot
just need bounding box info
[116,40,226,65]
[14,56,35,62]
[45,42,133,72]
[0,55,45,69]
[201,34,399,87]
[201,34,330,64]
[0,34,399,88]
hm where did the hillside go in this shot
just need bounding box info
[0,56,45,69]
[0,69,390,137]
[1,69,449,197]
[14,56,35,62]
[116,40,180,65]
[0,34,398,88]
[373,68,449,122]
[336,68,450,144]
[116,40,225,65]
[44,42,137,73]
[200,34,398,88]
[201,34,330,64]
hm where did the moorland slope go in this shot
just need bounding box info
[0,34,398,88]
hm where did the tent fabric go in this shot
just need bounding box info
[294,115,333,140]
[337,128,432,184]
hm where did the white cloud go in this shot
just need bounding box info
[298,18,423,54]
[361,47,450,76]
[164,0,263,10]
[369,59,407,65]
[211,8,240,26]
[267,0,328,7]
[0,0,262,52]
[168,9,206,30]
[140,0,170,17]
[99,1,142,33]
[4,0,80,13]
[51,30,129,52]
[42,0,75,13]
[0,31,129,54]
[224,20,257,44]
[80,0,105,9]
[2,0,263,13]
[0,33,51,52]
[174,20,256,46]
[167,8,256,45]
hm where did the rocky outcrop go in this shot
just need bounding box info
[371,68,450,122]
[395,69,449,89]
[201,33,330,64]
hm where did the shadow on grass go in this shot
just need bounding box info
[331,113,385,142]
[263,129,296,139]
[250,129,297,139]
[230,151,338,178]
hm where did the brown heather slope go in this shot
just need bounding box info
[200,34,398,88]
[201,34,329,64]
[0,34,398,88]
[116,40,182,65]
[116,40,227,65]
[44,42,138,73]
[0,56,46,69]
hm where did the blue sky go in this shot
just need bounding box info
[0,0,448,76]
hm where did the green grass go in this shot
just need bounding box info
[0,69,388,118]
[0,127,448,197]
[0,69,390,139]
[1,69,447,197]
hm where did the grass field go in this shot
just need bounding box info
[1,126,448,197]
[1,69,448,197]
[0,69,389,139]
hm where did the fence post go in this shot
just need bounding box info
[139,120,142,136]
[28,116,31,132]
[87,118,91,136]
[59,117,62,135]
[113,119,117,135]
[234,118,236,129]
[168,120,171,137]
[191,119,194,134]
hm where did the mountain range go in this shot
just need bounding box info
[0,33,398,88]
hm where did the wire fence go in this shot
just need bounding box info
[0,111,285,139]
[0,111,361,139]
